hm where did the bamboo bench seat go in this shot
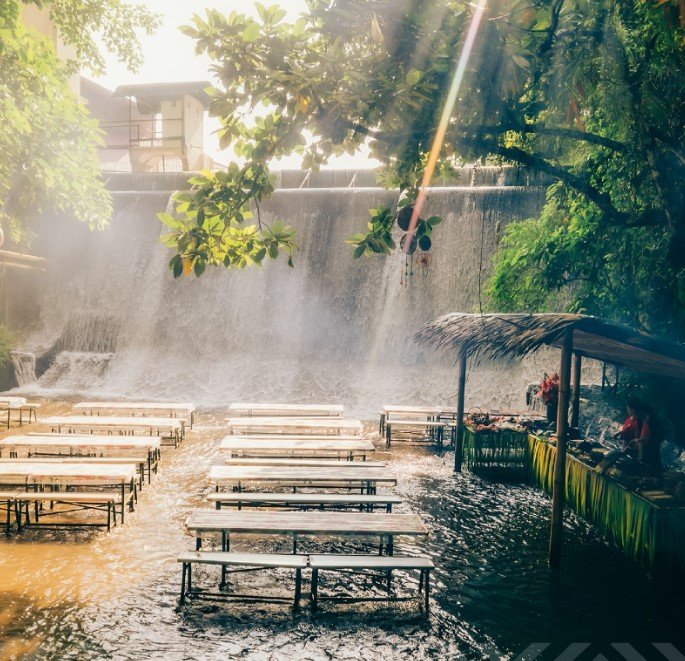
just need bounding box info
[207,492,402,512]
[177,551,307,609]
[384,419,447,447]
[0,456,150,489]
[13,489,128,532]
[177,550,433,614]
[224,458,386,468]
[309,554,434,614]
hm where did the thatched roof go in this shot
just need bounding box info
[415,313,685,379]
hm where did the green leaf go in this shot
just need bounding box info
[242,22,261,42]
[353,244,365,259]
[406,69,422,86]
[170,255,183,279]
[194,260,206,277]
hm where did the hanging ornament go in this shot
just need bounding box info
[399,233,417,254]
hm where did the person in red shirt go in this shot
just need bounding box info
[613,398,642,456]
[636,405,665,472]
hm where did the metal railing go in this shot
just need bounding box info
[98,118,185,149]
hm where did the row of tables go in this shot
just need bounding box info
[0,400,195,533]
[180,402,431,613]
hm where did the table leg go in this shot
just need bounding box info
[424,570,430,615]
[220,531,228,588]
[180,562,187,605]
[311,568,318,612]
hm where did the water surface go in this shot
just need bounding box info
[1,409,683,659]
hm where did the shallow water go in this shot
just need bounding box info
[1,407,683,660]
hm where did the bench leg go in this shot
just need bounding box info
[385,425,391,447]
[311,568,318,612]
[107,503,111,532]
[4,499,10,536]
[120,485,126,524]
[294,568,302,612]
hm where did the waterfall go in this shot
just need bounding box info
[10,351,36,386]
[14,169,561,415]
[58,311,121,353]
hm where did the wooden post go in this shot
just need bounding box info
[570,352,582,430]
[454,352,467,472]
[549,328,573,568]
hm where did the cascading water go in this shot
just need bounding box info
[15,168,558,415]
[10,351,36,387]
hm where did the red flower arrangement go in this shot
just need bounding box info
[538,373,560,404]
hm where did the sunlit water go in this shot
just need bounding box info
[1,404,683,660]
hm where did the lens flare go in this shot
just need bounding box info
[405,0,488,246]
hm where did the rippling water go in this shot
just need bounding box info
[1,408,683,660]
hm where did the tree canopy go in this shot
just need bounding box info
[168,0,685,342]
[0,1,158,245]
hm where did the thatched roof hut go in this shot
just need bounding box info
[416,313,685,378]
[416,312,685,567]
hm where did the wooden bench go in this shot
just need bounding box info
[177,551,307,610]
[14,490,125,532]
[207,492,402,512]
[309,554,434,614]
[385,420,447,447]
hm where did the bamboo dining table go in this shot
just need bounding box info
[228,403,345,418]
[0,397,41,426]
[378,405,460,434]
[0,461,138,523]
[73,402,196,427]
[220,436,375,460]
[42,416,184,445]
[0,434,161,481]
[209,465,397,494]
[225,417,362,436]
[185,510,427,554]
